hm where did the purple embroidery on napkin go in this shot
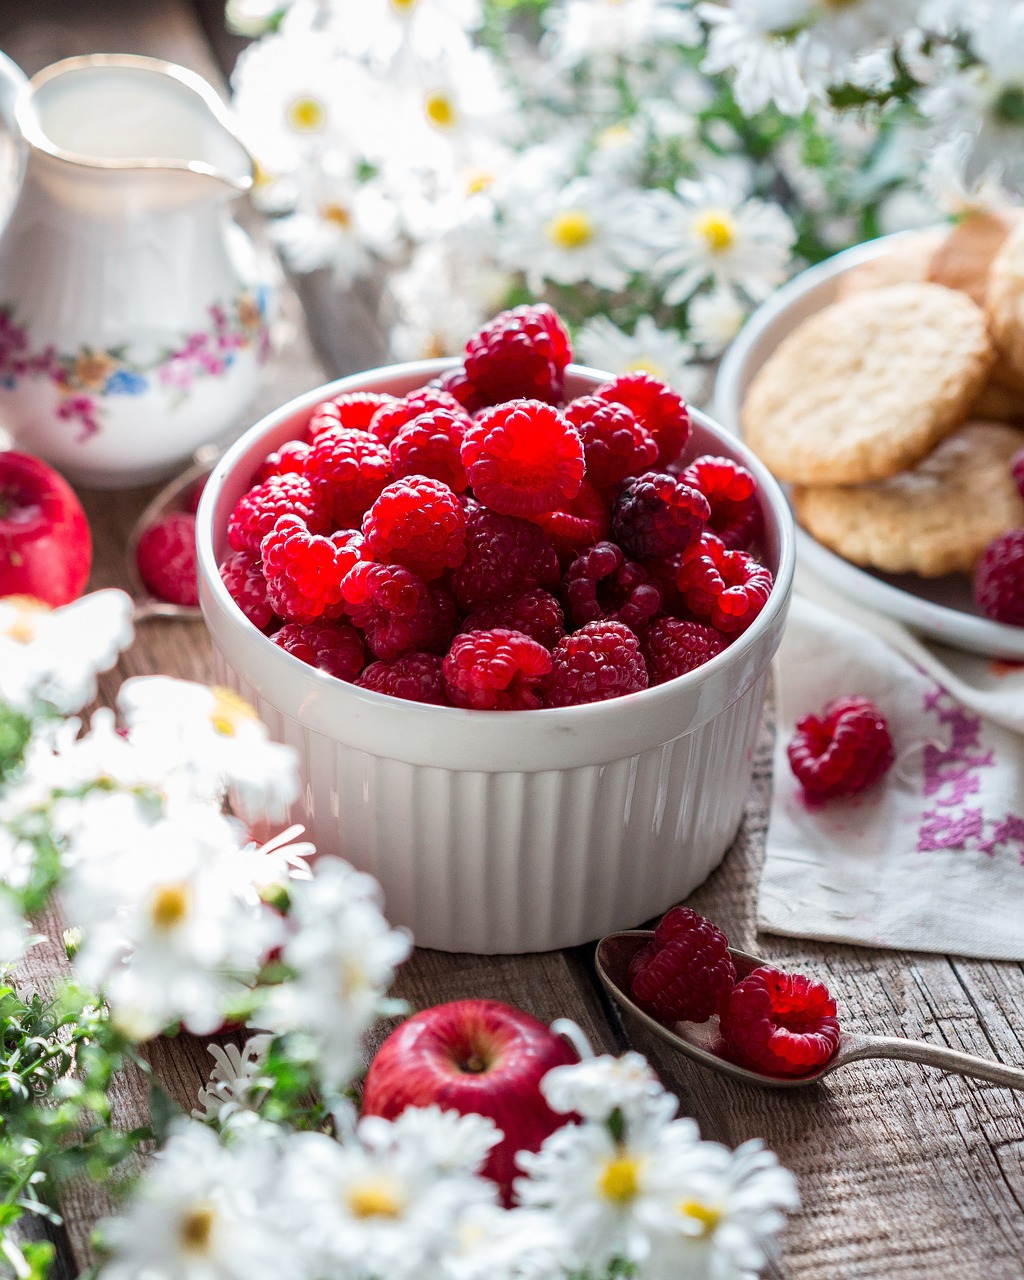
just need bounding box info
[978,815,1024,862]
[918,807,984,850]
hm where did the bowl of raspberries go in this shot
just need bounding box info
[195,304,795,953]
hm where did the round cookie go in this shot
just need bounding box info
[791,421,1024,577]
[835,227,946,300]
[741,282,995,485]
[927,209,1019,307]
[986,217,1024,382]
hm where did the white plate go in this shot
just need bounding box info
[714,232,1024,661]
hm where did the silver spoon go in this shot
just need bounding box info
[596,930,1024,1091]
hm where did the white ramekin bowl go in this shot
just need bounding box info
[196,360,796,953]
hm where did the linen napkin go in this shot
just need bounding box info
[758,567,1024,960]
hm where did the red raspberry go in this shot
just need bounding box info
[307,392,396,440]
[461,589,566,651]
[443,628,552,710]
[272,620,365,681]
[362,476,466,580]
[596,372,690,468]
[430,365,487,414]
[461,400,584,517]
[611,472,710,560]
[1012,448,1024,500]
[973,528,1024,626]
[260,515,360,624]
[305,428,393,528]
[356,651,448,705]
[464,303,572,406]
[526,480,611,559]
[227,473,330,555]
[451,505,560,608]
[720,966,841,1077]
[255,439,311,483]
[136,512,198,607]
[371,388,470,446]
[681,455,761,550]
[341,561,438,660]
[676,533,773,634]
[564,396,658,491]
[389,408,469,492]
[219,550,276,631]
[787,696,895,801]
[561,541,662,633]
[543,620,648,708]
[628,906,736,1023]
[642,615,726,684]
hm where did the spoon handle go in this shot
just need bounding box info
[845,1034,1024,1090]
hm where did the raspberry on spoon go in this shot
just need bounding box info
[628,906,736,1024]
[787,695,894,801]
[720,966,841,1077]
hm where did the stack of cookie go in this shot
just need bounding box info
[741,212,1024,582]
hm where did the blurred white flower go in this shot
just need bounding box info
[0,890,31,967]
[388,1106,502,1177]
[194,1034,274,1126]
[388,241,501,361]
[688,287,748,355]
[543,0,699,69]
[271,179,402,285]
[540,1050,677,1128]
[441,1203,572,1280]
[575,316,704,400]
[924,134,1013,215]
[699,3,820,115]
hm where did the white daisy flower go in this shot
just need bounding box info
[387,1106,502,1177]
[441,1203,572,1280]
[194,1034,274,1126]
[699,3,822,116]
[271,179,402,286]
[655,177,796,305]
[540,1050,679,1128]
[543,0,700,70]
[388,242,503,362]
[688,286,748,355]
[575,316,704,400]
[801,0,926,63]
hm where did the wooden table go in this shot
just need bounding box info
[4,4,1024,1277]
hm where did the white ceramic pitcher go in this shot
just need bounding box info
[0,52,273,487]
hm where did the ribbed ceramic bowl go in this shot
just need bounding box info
[196,360,796,953]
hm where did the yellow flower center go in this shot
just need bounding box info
[178,1204,216,1253]
[424,92,458,131]
[346,1178,404,1219]
[391,0,419,11]
[464,168,495,196]
[624,356,665,379]
[597,122,632,148]
[692,209,737,253]
[320,202,353,230]
[598,1154,643,1203]
[209,687,258,738]
[252,159,274,189]
[547,209,594,250]
[150,883,191,932]
[680,1199,723,1236]
[286,96,326,134]
[1,596,50,645]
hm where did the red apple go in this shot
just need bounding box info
[0,451,92,607]
[362,998,578,1200]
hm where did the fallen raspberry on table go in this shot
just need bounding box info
[973,528,1024,626]
[461,399,584,517]
[462,588,566,651]
[255,439,311,483]
[260,515,360,624]
[452,504,560,608]
[596,372,690,468]
[681,455,761,551]
[787,695,895,801]
[561,541,662,633]
[356,651,448,705]
[464,303,572,406]
[564,395,659,491]
[544,620,648,708]
[720,966,841,1077]
[362,476,466,580]
[628,906,736,1024]
[642,615,726,684]
[389,408,469,491]
[307,392,396,440]
[371,388,470,447]
[272,620,365,681]
[220,550,276,631]
[136,512,198,607]
[612,472,710,560]
[341,561,437,660]
[227,473,330,555]
[305,427,393,528]
[676,533,773,634]
[443,628,552,710]
[526,480,611,559]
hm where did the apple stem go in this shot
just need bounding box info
[550,1018,594,1061]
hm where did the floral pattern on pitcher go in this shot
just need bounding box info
[0,287,270,442]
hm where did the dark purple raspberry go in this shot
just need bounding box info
[356,652,448,705]
[612,472,710,560]
[451,505,560,609]
[543,620,648,708]
[561,541,662,633]
[461,589,566,651]
[272,620,366,681]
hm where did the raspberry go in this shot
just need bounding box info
[260,515,361,624]
[356,651,448,705]
[389,408,469,491]
[642,615,726,684]
[720,966,841,1077]
[371,388,470,446]
[136,512,198,607]
[676,533,773,634]
[628,906,736,1023]
[464,303,572,406]
[462,589,566,651]
[561,541,662,633]
[341,561,438,660]
[526,480,611,559]
[461,400,584,517]
[227,473,330,555]
[681,455,761,551]
[430,365,487,414]
[451,505,560,608]
[443,628,552,710]
[219,550,276,631]
[1012,448,1024,500]
[255,439,311,483]
[611,473,710,560]
[272,620,365,681]
[305,428,393,528]
[308,392,396,440]
[362,476,466,580]
[787,695,895,801]
[564,396,658,491]
[543,620,648,708]
[596,372,690,468]
[973,528,1024,625]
